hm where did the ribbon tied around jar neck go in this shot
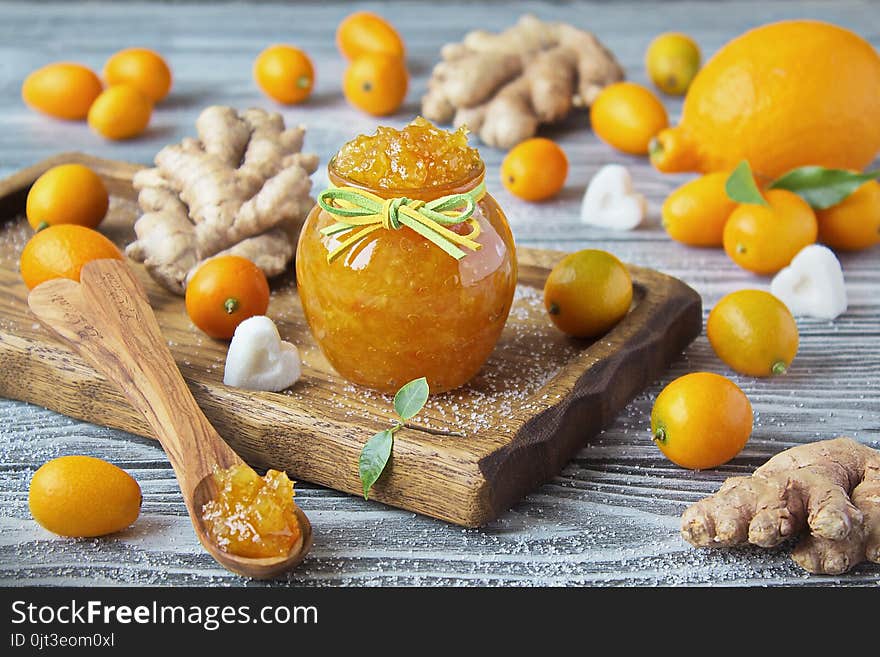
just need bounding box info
[317,182,486,264]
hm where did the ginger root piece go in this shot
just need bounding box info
[681,437,880,575]
[126,106,319,294]
[421,14,624,149]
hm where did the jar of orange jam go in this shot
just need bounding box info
[296,118,517,394]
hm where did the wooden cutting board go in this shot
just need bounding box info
[0,153,702,527]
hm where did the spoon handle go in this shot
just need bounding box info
[28,259,242,496]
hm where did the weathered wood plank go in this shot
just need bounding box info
[0,0,878,586]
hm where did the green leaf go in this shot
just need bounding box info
[359,429,394,500]
[393,377,429,421]
[769,166,880,210]
[726,161,768,206]
[355,378,430,500]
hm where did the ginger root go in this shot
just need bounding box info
[126,106,319,294]
[421,14,624,149]
[681,437,880,575]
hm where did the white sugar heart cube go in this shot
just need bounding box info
[580,164,646,230]
[223,316,301,391]
[770,245,847,320]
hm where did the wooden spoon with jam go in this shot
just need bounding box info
[27,259,311,579]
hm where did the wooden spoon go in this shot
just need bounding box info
[27,259,311,579]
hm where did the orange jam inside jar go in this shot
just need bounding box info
[296,118,517,394]
[201,465,301,559]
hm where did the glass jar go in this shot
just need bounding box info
[296,158,517,395]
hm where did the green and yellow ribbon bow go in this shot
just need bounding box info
[317,182,486,264]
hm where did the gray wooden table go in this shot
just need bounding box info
[1,0,878,587]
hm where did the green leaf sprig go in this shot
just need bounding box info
[726,160,879,210]
[358,377,429,500]
[725,161,768,206]
[769,166,880,209]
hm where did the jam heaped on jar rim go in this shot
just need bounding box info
[296,118,517,394]
[201,465,301,559]
[332,116,483,190]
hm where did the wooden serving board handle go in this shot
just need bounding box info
[27,259,242,498]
